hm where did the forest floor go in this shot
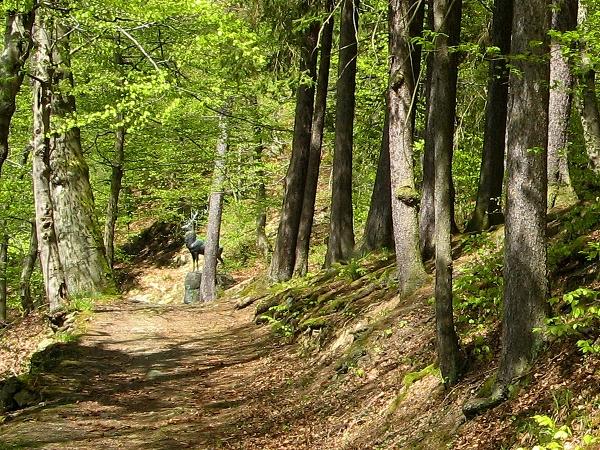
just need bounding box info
[1,215,599,449]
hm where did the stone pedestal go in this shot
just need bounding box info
[183,271,202,304]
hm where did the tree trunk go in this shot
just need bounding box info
[576,3,600,174]
[269,19,319,281]
[467,0,513,232]
[361,111,394,253]
[31,11,68,313]
[200,107,229,302]
[325,0,359,267]
[431,0,463,385]
[0,222,7,323]
[388,0,427,295]
[255,144,270,259]
[103,124,125,268]
[0,8,34,178]
[547,0,578,209]
[294,2,334,276]
[20,220,38,313]
[47,16,113,296]
[498,0,549,386]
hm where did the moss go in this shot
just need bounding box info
[395,186,420,207]
[299,316,329,331]
[401,363,439,388]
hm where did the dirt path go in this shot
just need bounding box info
[0,298,324,449]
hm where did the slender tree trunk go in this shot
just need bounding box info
[547,0,578,209]
[0,222,7,323]
[576,3,600,174]
[20,220,38,313]
[295,2,334,276]
[0,8,34,178]
[269,18,319,281]
[32,11,68,313]
[388,0,427,295]
[431,0,463,385]
[498,0,550,386]
[361,111,394,253]
[255,144,270,259]
[325,0,359,267]
[47,16,113,295]
[200,107,229,302]
[467,0,513,232]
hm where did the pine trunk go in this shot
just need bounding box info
[467,0,513,232]
[0,9,34,177]
[0,222,7,323]
[32,12,68,313]
[200,108,229,302]
[20,220,38,313]
[269,20,319,281]
[295,2,334,276]
[325,0,359,267]
[547,0,578,209]
[48,18,113,296]
[498,0,549,385]
[361,112,394,253]
[388,0,427,295]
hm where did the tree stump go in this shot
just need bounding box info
[184,271,202,304]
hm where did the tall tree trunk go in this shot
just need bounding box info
[200,107,229,302]
[325,0,359,267]
[20,220,38,313]
[431,0,463,385]
[0,221,7,323]
[294,2,334,276]
[576,3,600,174]
[388,0,427,295]
[498,0,550,387]
[361,111,394,253]
[47,15,113,295]
[269,19,319,281]
[32,11,68,313]
[547,0,578,209]
[255,143,270,259]
[0,8,34,178]
[467,0,513,232]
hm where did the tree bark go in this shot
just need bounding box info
[0,8,34,178]
[431,0,463,385]
[20,220,38,313]
[498,0,549,386]
[269,18,319,281]
[295,2,334,276]
[467,0,513,231]
[47,16,113,296]
[325,0,359,267]
[200,107,229,302]
[0,221,7,323]
[388,0,427,295]
[576,3,600,174]
[31,11,68,313]
[547,0,578,209]
[361,111,394,253]
[255,143,270,259]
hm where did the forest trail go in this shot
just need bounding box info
[0,296,325,449]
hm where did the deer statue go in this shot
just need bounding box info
[182,211,224,272]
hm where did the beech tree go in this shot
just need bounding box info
[325,0,359,267]
[388,0,426,294]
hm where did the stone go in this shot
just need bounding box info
[184,271,202,304]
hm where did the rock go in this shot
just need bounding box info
[0,377,23,412]
[145,369,165,380]
[184,271,202,304]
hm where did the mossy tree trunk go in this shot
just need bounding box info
[431,0,463,385]
[294,1,334,276]
[388,0,427,295]
[0,8,34,178]
[547,0,578,209]
[0,221,7,323]
[325,0,359,267]
[467,0,513,232]
[20,220,38,313]
[498,0,550,386]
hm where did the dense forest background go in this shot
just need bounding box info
[0,0,600,448]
